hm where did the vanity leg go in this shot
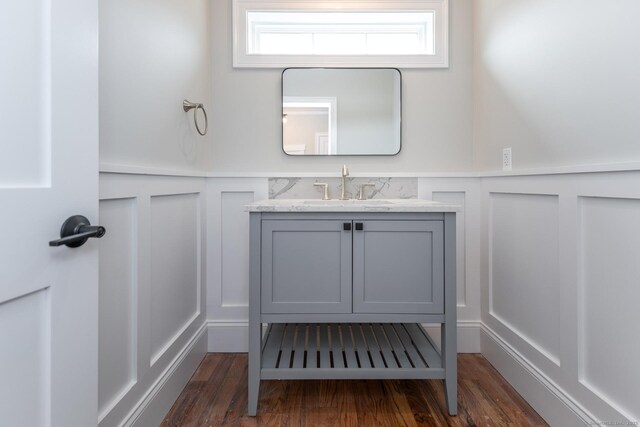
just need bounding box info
[442,322,457,415]
[248,213,261,416]
[443,212,458,415]
[247,321,260,416]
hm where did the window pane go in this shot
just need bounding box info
[247,11,435,56]
[313,34,366,55]
[367,33,427,55]
[256,33,313,55]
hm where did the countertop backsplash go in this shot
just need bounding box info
[268,177,418,200]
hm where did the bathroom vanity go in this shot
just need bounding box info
[247,199,459,416]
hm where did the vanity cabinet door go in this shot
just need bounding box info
[261,220,352,314]
[353,220,444,314]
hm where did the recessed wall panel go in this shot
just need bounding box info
[490,193,561,364]
[98,198,136,416]
[580,197,640,421]
[150,194,199,363]
[221,192,253,307]
[0,290,49,426]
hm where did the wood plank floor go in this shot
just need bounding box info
[161,353,548,427]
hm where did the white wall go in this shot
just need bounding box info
[473,0,640,171]
[99,0,212,172]
[210,0,473,173]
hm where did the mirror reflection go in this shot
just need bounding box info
[282,68,401,156]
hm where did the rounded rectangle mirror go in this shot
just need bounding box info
[282,68,401,156]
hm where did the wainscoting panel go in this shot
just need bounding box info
[418,178,482,328]
[149,193,200,366]
[220,192,255,307]
[578,196,640,423]
[480,172,640,426]
[99,173,207,427]
[489,192,561,367]
[206,178,268,351]
[98,198,137,418]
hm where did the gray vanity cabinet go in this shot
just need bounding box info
[248,209,458,418]
[261,220,352,314]
[353,220,444,314]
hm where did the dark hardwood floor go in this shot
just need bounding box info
[161,353,548,426]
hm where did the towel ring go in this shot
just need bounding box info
[183,100,208,136]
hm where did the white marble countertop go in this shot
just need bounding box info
[246,199,460,213]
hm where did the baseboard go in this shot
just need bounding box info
[207,321,250,352]
[422,320,481,353]
[207,320,482,353]
[480,323,595,427]
[122,322,208,427]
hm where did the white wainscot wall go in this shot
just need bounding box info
[418,178,483,352]
[206,177,482,353]
[98,173,207,427]
[480,171,640,426]
[206,178,269,351]
[109,171,640,427]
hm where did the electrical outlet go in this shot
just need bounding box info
[502,147,512,171]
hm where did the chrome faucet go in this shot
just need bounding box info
[340,164,349,200]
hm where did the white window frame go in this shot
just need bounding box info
[232,0,449,68]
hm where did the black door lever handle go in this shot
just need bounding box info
[49,215,106,248]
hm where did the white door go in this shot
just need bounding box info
[0,0,99,426]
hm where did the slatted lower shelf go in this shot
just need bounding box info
[261,323,444,380]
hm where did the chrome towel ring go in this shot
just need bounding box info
[183,100,208,136]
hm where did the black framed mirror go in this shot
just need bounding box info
[282,68,401,156]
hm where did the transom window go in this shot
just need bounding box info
[233,0,449,68]
[248,12,434,56]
